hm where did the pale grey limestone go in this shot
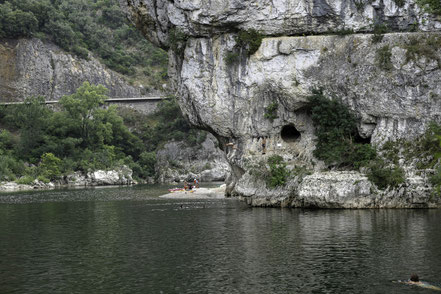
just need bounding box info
[120,0,441,48]
[122,0,441,208]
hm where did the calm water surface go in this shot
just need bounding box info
[1,185,441,294]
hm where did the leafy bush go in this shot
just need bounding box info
[416,0,441,15]
[16,175,35,185]
[0,130,14,151]
[225,28,263,65]
[308,89,377,167]
[376,45,393,70]
[403,36,441,68]
[264,102,279,121]
[0,154,23,181]
[349,143,378,169]
[39,153,62,180]
[235,29,263,56]
[37,175,50,184]
[266,155,290,188]
[366,159,405,190]
[372,23,388,43]
[381,122,441,170]
[72,45,89,60]
[169,28,188,55]
[430,166,441,195]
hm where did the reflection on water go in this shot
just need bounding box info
[1,186,441,293]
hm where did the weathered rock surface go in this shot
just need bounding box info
[123,0,441,208]
[0,38,141,102]
[240,170,437,208]
[120,0,441,48]
[86,166,135,186]
[156,133,230,183]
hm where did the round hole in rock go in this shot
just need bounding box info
[281,125,301,142]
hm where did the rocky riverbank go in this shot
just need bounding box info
[0,166,135,193]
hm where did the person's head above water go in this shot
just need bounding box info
[410,274,420,282]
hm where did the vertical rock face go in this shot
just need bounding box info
[122,0,441,208]
[0,38,141,101]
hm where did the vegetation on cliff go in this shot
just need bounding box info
[307,90,407,190]
[307,89,376,169]
[307,90,441,192]
[266,155,290,188]
[224,29,263,65]
[416,0,441,16]
[0,0,168,90]
[0,83,206,183]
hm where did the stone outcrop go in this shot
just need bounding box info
[239,171,436,208]
[156,133,230,183]
[68,166,135,186]
[0,38,141,102]
[122,0,441,208]
[0,180,55,192]
[0,166,135,192]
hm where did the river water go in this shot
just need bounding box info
[1,185,441,294]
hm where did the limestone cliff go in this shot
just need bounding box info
[121,0,441,208]
[0,38,141,101]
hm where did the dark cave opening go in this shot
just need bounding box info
[354,133,371,144]
[281,125,301,142]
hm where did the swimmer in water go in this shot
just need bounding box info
[397,274,441,291]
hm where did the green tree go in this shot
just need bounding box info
[0,2,38,38]
[44,19,76,50]
[0,130,14,151]
[138,151,156,178]
[9,96,51,161]
[39,152,62,180]
[59,81,108,147]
